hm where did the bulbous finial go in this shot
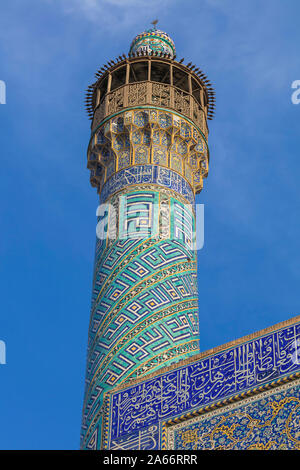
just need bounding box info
[129,24,176,58]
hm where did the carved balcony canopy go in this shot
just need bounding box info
[85,43,214,198]
[85,55,216,128]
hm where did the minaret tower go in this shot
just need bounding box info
[81,26,215,449]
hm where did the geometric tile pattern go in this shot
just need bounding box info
[81,187,200,448]
[119,192,159,239]
[171,199,195,250]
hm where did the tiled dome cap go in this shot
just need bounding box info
[129,27,176,58]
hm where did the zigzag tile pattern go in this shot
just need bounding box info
[81,187,200,448]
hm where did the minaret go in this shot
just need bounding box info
[81,26,215,449]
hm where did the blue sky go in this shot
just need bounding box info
[0,0,300,450]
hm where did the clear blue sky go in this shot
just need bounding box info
[0,0,300,450]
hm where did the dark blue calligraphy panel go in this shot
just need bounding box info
[109,321,300,442]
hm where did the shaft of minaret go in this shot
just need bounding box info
[81,27,214,449]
